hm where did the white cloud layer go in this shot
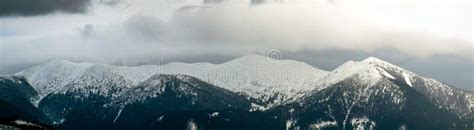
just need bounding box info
[0,0,472,67]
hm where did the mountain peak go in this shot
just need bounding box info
[321,57,409,87]
[43,58,73,65]
[363,56,384,62]
[227,54,276,64]
[361,57,404,75]
[39,59,96,69]
[362,57,392,65]
[237,54,269,60]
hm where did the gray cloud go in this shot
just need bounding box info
[0,0,92,16]
[168,4,472,58]
[123,14,166,42]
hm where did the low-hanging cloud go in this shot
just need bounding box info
[169,3,472,57]
[0,0,472,73]
[91,1,471,58]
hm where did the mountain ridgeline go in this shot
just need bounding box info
[0,55,472,130]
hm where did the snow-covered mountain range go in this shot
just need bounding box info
[16,55,328,108]
[15,55,473,111]
[1,55,473,129]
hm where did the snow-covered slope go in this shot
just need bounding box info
[359,57,474,118]
[15,60,94,104]
[8,56,474,129]
[274,57,474,129]
[16,55,328,107]
[15,56,473,114]
[305,57,474,118]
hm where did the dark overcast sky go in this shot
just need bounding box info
[0,0,91,16]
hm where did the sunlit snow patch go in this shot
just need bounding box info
[113,108,124,123]
[403,73,413,87]
[157,115,164,122]
[210,112,219,117]
[377,68,395,79]
[309,121,337,129]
